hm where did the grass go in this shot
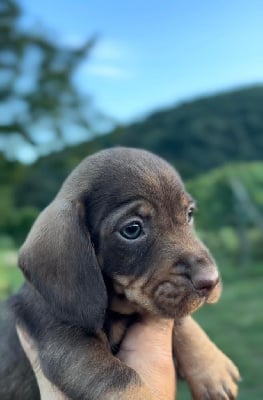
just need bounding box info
[0,248,23,299]
[0,247,262,399]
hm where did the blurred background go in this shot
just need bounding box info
[0,0,262,398]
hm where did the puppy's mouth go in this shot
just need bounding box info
[152,274,222,318]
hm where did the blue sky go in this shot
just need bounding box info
[21,0,263,124]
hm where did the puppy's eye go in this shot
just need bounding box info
[120,222,142,240]
[187,207,195,223]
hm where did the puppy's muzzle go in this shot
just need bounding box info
[177,255,221,298]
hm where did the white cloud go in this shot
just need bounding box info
[61,33,87,49]
[86,64,131,79]
[63,36,133,80]
[92,39,128,61]
[78,38,134,80]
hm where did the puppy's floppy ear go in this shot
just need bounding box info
[18,197,107,333]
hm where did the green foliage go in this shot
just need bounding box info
[199,227,263,268]
[185,162,263,266]
[0,246,22,299]
[186,162,263,230]
[0,0,95,150]
[0,154,39,244]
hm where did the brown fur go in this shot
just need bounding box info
[0,147,240,399]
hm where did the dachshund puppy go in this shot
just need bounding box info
[0,147,240,400]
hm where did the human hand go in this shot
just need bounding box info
[17,317,175,400]
[117,316,176,400]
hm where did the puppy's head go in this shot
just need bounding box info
[87,148,221,319]
[19,147,221,333]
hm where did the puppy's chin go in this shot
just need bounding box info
[151,280,205,318]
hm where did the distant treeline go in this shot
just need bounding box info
[1,85,263,248]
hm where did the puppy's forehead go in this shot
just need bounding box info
[89,148,187,213]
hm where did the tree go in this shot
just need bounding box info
[0,0,96,158]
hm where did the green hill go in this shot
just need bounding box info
[38,84,263,177]
[108,85,263,178]
[12,85,263,210]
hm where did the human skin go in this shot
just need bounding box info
[17,316,176,400]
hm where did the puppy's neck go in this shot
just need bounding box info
[109,293,137,315]
[103,276,139,315]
